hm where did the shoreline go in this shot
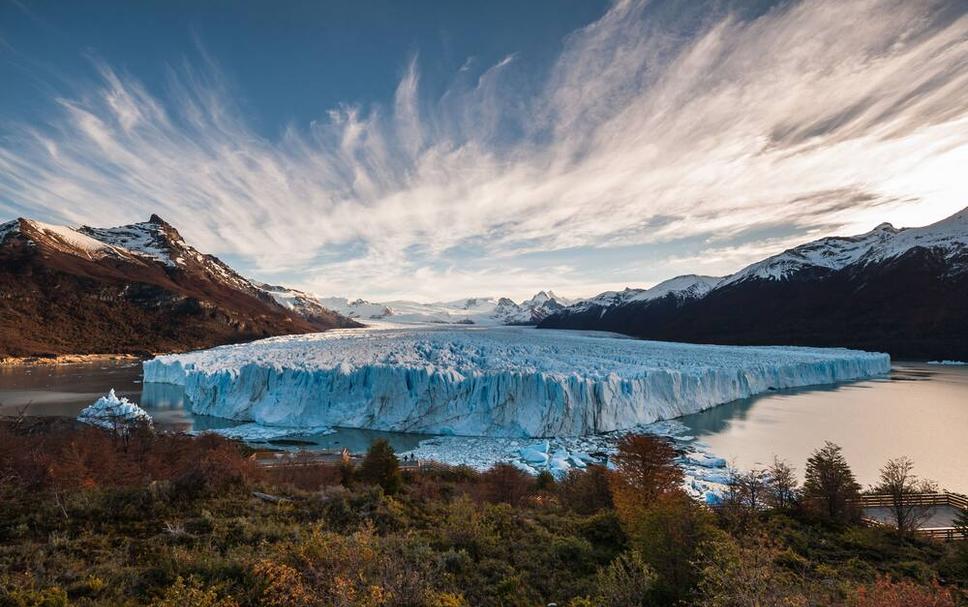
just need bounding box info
[0,353,144,367]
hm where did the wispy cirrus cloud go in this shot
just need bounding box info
[1,0,966,301]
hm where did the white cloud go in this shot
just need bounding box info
[1,0,966,301]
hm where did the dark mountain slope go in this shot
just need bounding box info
[540,208,968,360]
[0,217,359,357]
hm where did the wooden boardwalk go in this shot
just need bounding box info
[857,492,967,541]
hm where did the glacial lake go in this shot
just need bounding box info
[1,360,965,492]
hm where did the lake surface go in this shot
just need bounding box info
[678,363,968,492]
[1,360,965,491]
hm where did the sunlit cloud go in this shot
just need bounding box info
[1,0,966,301]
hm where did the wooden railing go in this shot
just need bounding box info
[854,492,968,509]
[855,492,967,542]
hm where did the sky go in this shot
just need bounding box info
[1,0,967,302]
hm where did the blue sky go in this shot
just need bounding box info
[1,0,967,301]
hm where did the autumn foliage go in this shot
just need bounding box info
[607,434,683,521]
[852,577,956,607]
[0,418,257,494]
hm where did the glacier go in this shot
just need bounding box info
[143,326,890,438]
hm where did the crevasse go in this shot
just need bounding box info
[143,326,890,437]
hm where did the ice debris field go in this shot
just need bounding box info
[400,419,731,503]
[143,326,890,438]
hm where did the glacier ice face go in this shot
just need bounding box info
[143,326,890,438]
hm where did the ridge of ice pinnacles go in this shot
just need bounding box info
[77,389,153,431]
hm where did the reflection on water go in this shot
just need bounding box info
[678,363,968,492]
[2,360,966,489]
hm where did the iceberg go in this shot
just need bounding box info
[78,389,152,432]
[143,326,889,438]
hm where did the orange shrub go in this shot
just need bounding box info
[852,577,956,607]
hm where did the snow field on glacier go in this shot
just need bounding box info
[143,326,890,438]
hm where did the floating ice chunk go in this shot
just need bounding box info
[695,470,732,484]
[927,360,967,366]
[550,457,571,471]
[78,389,152,432]
[684,453,728,468]
[511,460,537,475]
[143,326,890,438]
[520,447,550,464]
[198,423,333,442]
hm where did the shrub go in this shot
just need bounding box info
[624,490,718,604]
[252,561,315,607]
[149,576,239,607]
[558,465,613,514]
[696,534,820,607]
[590,551,657,607]
[478,463,534,506]
[850,576,955,607]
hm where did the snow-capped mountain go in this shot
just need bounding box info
[311,291,574,326]
[541,206,968,359]
[78,214,266,296]
[0,216,358,357]
[563,275,721,316]
[721,207,968,286]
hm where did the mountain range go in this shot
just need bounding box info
[3,206,965,360]
[0,215,359,358]
[313,290,574,326]
[539,206,968,359]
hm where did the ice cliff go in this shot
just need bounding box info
[143,327,890,437]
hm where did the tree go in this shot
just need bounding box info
[802,441,860,524]
[721,467,769,529]
[766,456,799,510]
[608,434,683,521]
[719,467,767,530]
[358,439,402,495]
[954,505,968,540]
[874,457,937,537]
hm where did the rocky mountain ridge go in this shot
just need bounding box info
[0,216,359,358]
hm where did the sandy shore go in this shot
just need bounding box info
[0,353,143,367]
